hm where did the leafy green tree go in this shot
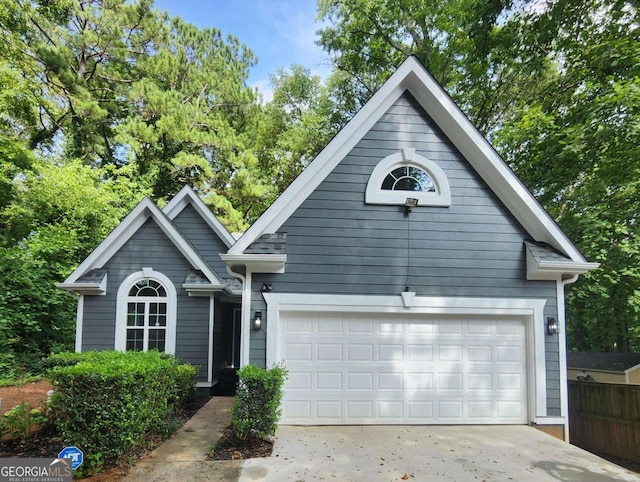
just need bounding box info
[0,0,166,164]
[0,158,145,378]
[0,60,37,212]
[316,0,543,134]
[118,17,263,230]
[254,65,337,201]
[493,0,640,351]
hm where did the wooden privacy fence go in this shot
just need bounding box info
[569,380,640,463]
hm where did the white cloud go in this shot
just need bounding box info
[251,79,274,104]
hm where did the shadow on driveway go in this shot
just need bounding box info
[240,425,638,481]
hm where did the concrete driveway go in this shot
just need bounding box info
[240,425,638,481]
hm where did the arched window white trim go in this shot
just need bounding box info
[115,268,177,354]
[365,147,451,206]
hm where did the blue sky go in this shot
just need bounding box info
[153,0,331,101]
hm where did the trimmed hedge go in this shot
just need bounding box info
[47,350,197,460]
[231,364,288,441]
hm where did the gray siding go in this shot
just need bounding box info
[171,204,230,280]
[82,218,211,381]
[252,92,561,415]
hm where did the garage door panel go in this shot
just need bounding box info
[316,371,343,390]
[317,343,342,361]
[468,345,493,362]
[348,344,374,361]
[378,344,403,361]
[347,318,374,333]
[279,313,527,425]
[285,343,312,361]
[408,344,433,361]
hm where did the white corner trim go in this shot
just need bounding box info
[228,56,588,264]
[115,269,177,354]
[365,149,451,206]
[62,197,224,288]
[264,293,549,422]
[163,185,236,248]
[75,294,84,352]
[208,296,214,384]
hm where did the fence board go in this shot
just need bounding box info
[569,381,640,463]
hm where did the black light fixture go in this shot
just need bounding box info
[405,197,419,216]
[546,317,559,335]
[261,283,272,292]
[253,311,262,330]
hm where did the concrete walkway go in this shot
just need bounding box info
[123,397,240,482]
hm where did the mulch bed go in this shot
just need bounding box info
[208,426,273,460]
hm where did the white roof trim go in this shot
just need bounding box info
[526,246,599,280]
[56,273,107,295]
[229,56,589,264]
[62,198,224,286]
[163,185,236,248]
[182,283,227,295]
[220,253,287,274]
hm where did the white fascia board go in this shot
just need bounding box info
[402,68,587,262]
[63,197,224,287]
[228,69,410,255]
[526,248,600,280]
[527,260,600,280]
[229,56,588,264]
[56,272,107,295]
[182,283,226,296]
[220,253,287,273]
[163,185,236,248]
[63,198,156,284]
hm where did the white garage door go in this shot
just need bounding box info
[279,312,528,424]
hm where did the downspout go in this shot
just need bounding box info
[558,274,579,442]
[226,265,251,367]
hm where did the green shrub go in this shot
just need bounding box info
[173,363,198,408]
[231,363,288,441]
[1,402,48,442]
[47,350,197,461]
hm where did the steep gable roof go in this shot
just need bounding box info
[163,185,236,248]
[229,56,597,276]
[59,197,225,290]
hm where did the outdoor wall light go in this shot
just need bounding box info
[261,283,273,292]
[405,197,419,215]
[546,317,559,335]
[253,311,262,330]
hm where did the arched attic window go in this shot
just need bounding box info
[115,268,177,354]
[365,147,451,207]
